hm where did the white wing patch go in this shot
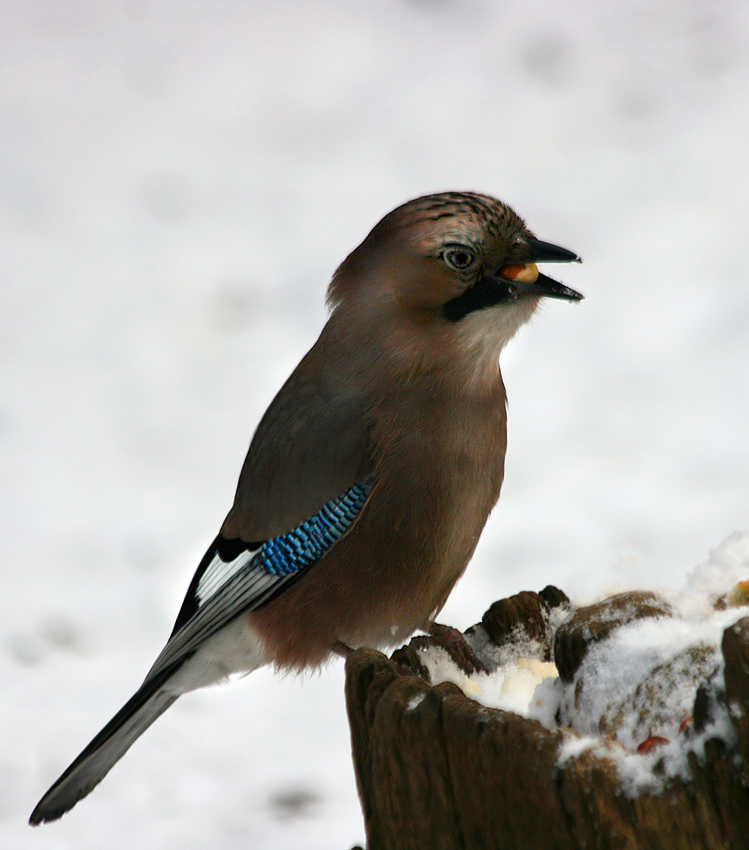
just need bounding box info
[196,547,260,606]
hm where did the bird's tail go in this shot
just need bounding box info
[29,671,179,825]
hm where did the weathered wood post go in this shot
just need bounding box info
[345,589,749,850]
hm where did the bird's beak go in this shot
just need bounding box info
[525,237,581,264]
[494,237,584,302]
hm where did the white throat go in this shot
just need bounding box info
[452,298,539,384]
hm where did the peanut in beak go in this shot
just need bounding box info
[498,262,539,284]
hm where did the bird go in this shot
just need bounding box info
[30,191,582,825]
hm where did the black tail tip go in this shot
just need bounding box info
[29,802,63,827]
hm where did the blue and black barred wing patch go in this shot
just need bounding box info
[259,478,374,575]
[146,478,374,683]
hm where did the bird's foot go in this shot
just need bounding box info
[332,640,354,659]
[412,622,488,675]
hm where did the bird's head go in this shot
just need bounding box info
[329,192,582,352]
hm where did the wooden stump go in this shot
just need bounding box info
[344,593,749,850]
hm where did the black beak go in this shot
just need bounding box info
[529,271,584,302]
[497,236,583,301]
[526,237,581,264]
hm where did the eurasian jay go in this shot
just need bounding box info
[30,191,582,825]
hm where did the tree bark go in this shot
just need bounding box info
[345,603,749,850]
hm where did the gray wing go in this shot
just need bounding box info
[149,477,375,682]
[147,540,294,680]
[156,326,374,677]
[221,330,373,541]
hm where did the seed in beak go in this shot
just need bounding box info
[499,262,539,284]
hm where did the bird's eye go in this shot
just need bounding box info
[442,246,477,272]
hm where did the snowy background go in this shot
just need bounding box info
[2,0,748,848]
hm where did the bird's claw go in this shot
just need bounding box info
[414,622,489,676]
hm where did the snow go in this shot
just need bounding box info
[424,531,749,795]
[406,693,426,712]
[3,0,749,847]
[418,641,560,715]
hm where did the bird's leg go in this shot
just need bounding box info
[332,640,354,658]
[424,621,489,675]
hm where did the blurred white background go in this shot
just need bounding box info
[2,0,748,847]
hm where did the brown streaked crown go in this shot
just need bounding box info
[327,192,531,309]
